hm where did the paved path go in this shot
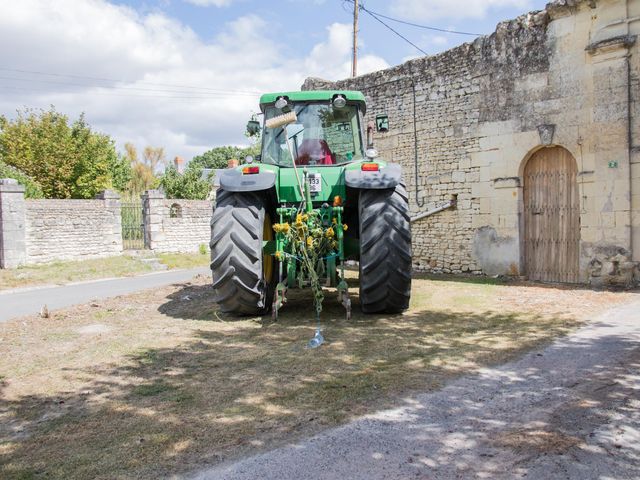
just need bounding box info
[0,267,209,323]
[192,299,640,480]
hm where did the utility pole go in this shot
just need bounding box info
[352,0,358,77]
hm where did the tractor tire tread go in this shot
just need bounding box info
[210,189,271,315]
[359,182,412,314]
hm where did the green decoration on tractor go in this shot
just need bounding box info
[210,90,412,326]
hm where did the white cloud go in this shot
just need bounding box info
[0,1,388,162]
[431,35,449,46]
[183,0,235,6]
[391,0,531,21]
[304,23,388,80]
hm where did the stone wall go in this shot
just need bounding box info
[0,185,213,268]
[142,190,212,253]
[0,186,122,267]
[0,179,27,268]
[304,0,640,286]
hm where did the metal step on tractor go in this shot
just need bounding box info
[210,90,411,321]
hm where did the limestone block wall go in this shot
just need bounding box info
[142,190,212,253]
[304,0,640,285]
[23,190,122,264]
[0,179,27,268]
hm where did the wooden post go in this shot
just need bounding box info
[352,0,358,78]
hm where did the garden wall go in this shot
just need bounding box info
[24,192,122,264]
[142,190,212,253]
[0,183,214,268]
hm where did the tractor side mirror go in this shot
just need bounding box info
[246,119,260,137]
[375,114,389,132]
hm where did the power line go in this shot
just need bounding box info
[359,5,481,36]
[0,83,251,101]
[352,1,428,56]
[0,67,262,96]
[0,74,259,97]
[343,0,481,41]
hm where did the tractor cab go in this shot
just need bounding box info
[257,91,367,167]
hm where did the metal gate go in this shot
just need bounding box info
[121,200,145,250]
[523,146,580,283]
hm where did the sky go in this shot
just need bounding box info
[0,0,548,163]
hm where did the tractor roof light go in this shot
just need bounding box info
[332,94,346,109]
[274,96,289,110]
[242,166,260,175]
[361,163,379,172]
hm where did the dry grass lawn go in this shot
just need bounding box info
[0,252,210,291]
[0,272,636,479]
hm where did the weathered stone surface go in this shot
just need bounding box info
[304,0,639,286]
[143,190,212,253]
[23,193,123,264]
[0,179,27,268]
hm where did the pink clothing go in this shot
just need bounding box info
[295,139,335,165]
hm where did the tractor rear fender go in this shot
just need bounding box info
[344,162,401,189]
[219,168,276,192]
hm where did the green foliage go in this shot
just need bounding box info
[0,108,121,199]
[0,159,44,198]
[189,145,246,171]
[159,164,211,200]
[177,140,260,200]
[108,154,133,193]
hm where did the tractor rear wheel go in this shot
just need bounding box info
[358,182,412,313]
[210,189,275,315]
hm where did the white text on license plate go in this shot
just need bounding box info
[308,173,322,193]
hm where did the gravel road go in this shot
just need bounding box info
[191,298,640,480]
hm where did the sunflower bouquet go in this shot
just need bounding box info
[273,211,347,317]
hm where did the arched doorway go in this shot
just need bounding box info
[523,146,580,283]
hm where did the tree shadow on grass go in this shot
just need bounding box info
[2,286,633,479]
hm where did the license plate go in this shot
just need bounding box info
[308,173,322,193]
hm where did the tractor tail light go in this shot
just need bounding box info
[361,163,379,172]
[242,166,260,174]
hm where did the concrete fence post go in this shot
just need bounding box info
[95,189,123,253]
[0,179,27,269]
[142,189,165,250]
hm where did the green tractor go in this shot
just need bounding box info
[210,90,411,319]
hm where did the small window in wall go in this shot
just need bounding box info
[169,203,182,218]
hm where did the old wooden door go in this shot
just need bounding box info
[523,147,580,283]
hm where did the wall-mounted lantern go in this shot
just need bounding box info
[375,114,389,132]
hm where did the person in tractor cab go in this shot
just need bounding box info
[293,114,335,165]
[295,138,334,165]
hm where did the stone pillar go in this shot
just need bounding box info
[142,189,165,250]
[96,190,123,254]
[0,179,27,269]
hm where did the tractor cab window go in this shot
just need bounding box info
[262,103,363,167]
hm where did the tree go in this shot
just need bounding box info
[159,164,211,200]
[0,108,121,199]
[189,145,247,171]
[122,143,158,195]
[108,154,132,193]
[0,159,44,198]
[142,146,165,172]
